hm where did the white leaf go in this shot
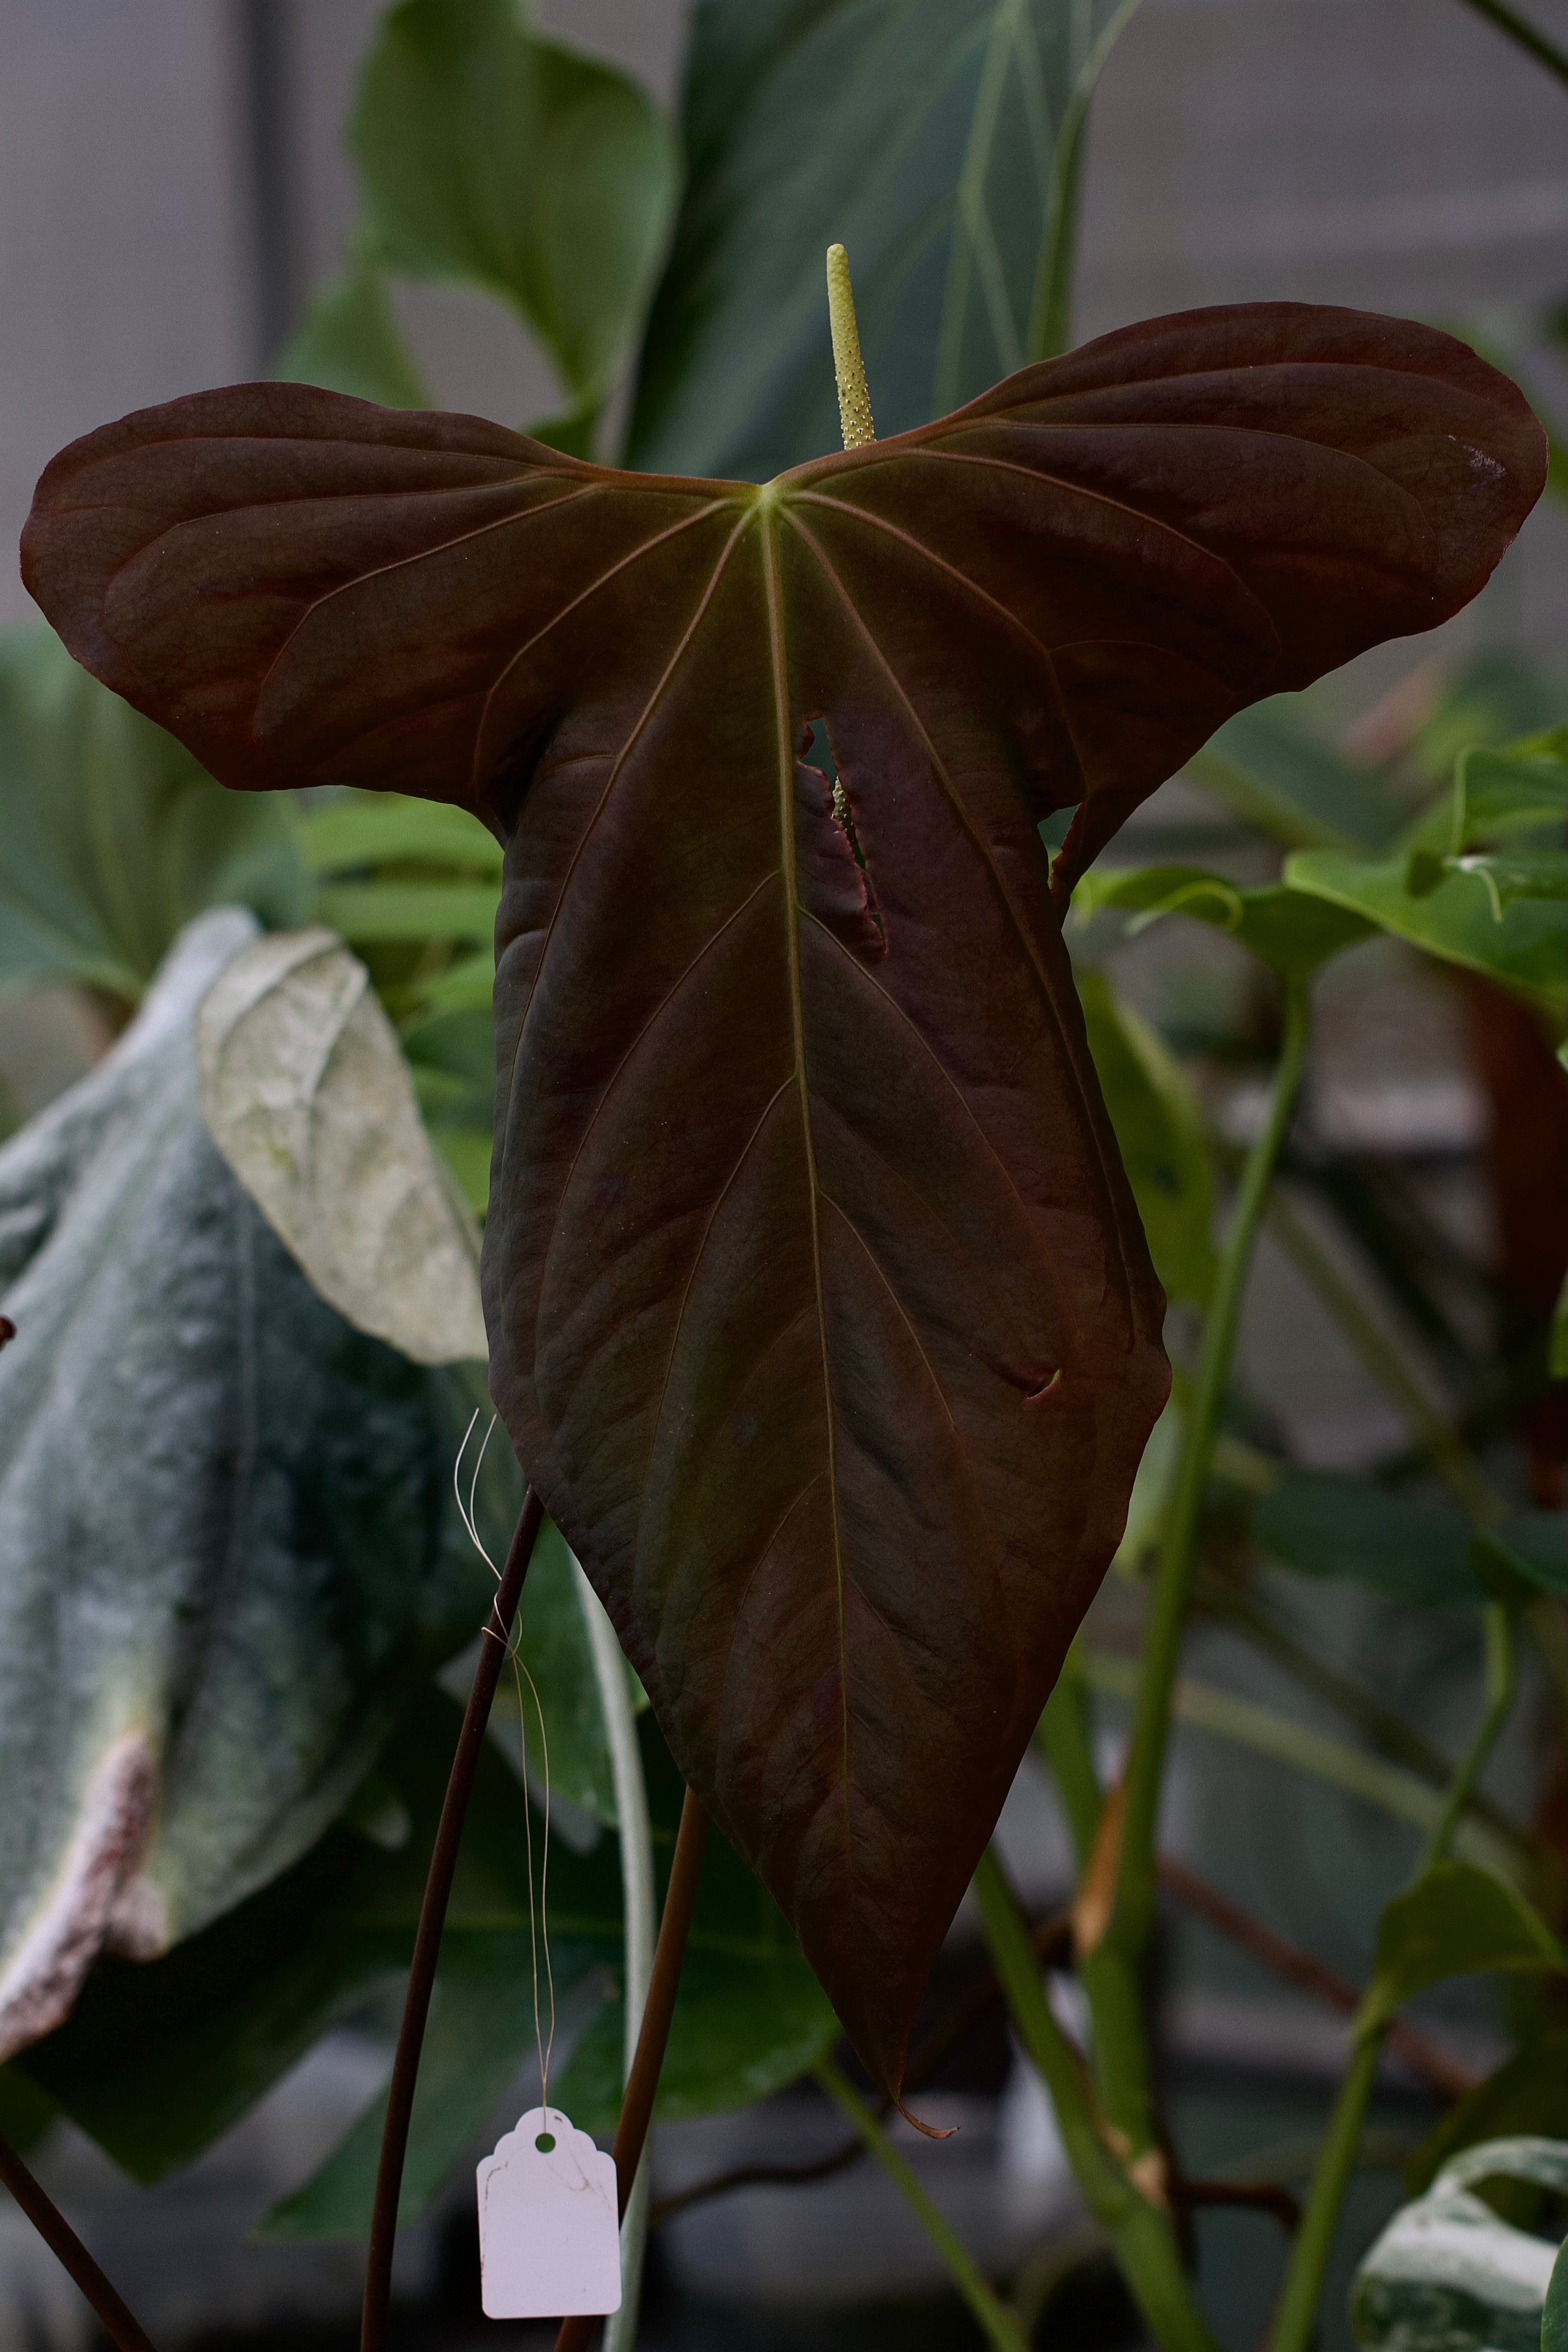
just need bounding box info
[197,926,488,1365]
[1352,2136,1567,2352]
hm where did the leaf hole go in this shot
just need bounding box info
[811,718,883,928]
[807,717,862,856]
[797,715,886,957]
[1026,1369,1063,1403]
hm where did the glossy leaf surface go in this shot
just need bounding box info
[0,914,488,2064]
[22,303,1545,2093]
[628,0,1143,478]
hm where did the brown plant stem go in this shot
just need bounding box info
[554,1787,709,2352]
[1099,976,1312,2163]
[360,1487,544,2352]
[1168,2175,1299,2232]
[652,2128,865,2225]
[1157,1857,1476,2098]
[0,2131,158,2352]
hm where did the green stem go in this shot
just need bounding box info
[1035,1661,1152,2170]
[973,1852,1222,2352]
[1452,0,1568,82]
[1268,1604,1518,2352]
[1267,2035,1383,2352]
[1037,1658,1103,1867]
[1417,1603,1515,1873]
[814,2056,1028,2352]
[577,1567,655,2352]
[1102,977,1312,2145]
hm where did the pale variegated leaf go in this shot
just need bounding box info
[196,927,487,1366]
[1352,2137,1567,2352]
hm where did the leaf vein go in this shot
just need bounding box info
[759,507,854,1883]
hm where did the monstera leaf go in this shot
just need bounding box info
[1351,2138,1568,2352]
[21,303,1545,2098]
[0,911,491,2063]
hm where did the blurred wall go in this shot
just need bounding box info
[2,0,1564,645]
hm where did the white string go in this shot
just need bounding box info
[454,1410,557,2110]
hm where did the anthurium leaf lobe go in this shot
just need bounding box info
[22,303,1545,2097]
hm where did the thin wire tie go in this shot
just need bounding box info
[453,1412,557,2108]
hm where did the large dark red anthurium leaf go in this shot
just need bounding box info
[22,303,1544,2102]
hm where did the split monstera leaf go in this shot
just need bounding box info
[22,299,1545,2102]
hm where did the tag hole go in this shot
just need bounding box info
[535,2132,556,2153]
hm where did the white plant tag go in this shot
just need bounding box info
[476,2106,622,2320]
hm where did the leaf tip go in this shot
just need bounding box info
[894,2097,958,2142]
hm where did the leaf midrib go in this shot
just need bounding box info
[759,502,854,1878]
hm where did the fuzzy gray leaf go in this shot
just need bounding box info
[0,911,477,2058]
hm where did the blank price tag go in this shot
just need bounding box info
[476,2105,622,2320]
